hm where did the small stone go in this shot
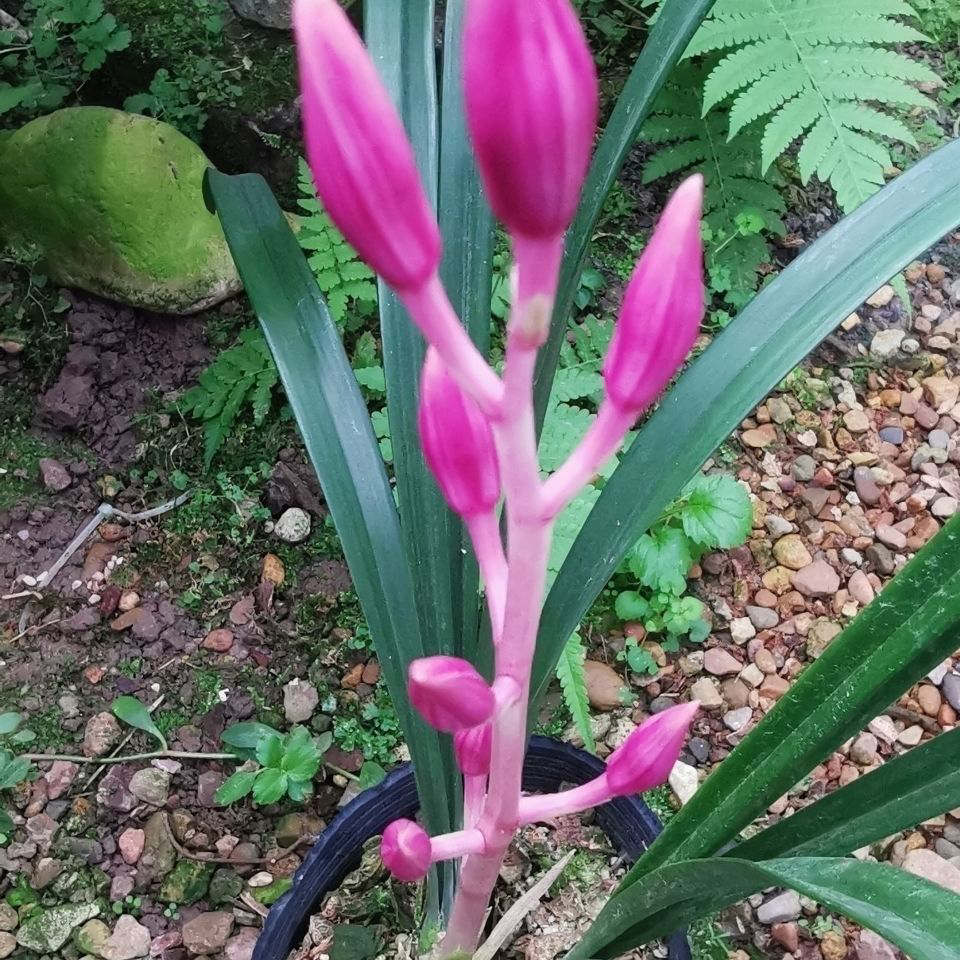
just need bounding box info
[208,868,244,905]
[118,828,145,865]
[197,770,224,808]
[729,617,757,645]
[31,857,63,889]
[869,328,904,359]
[76,919,111,957]
[0,933,14,960]
[843,409,870,433]
[690,678,723,710]
[867,286,895,308]
[792,560,840,597]
[791,455,816,482]
[847,569,875,605]
[868,715,899,744]
[923,375,960,410]
[275,507,311,543]
[582,661,628,710]
[898,725,924,746]
[933,496,959,518]
[740,663,764,687]
[118,590,140,612]
[917,685,942,717]
[0,904,17,931]
[757,890,802,924]
[929,429,951,450]
[942,673,960,711]
[772,923,799,953]
[754,648,778,673]
[854,930,898,960]
[875,524,907,550]
[853,467,882,506]
[704,648,742,676]
[202,628,234,653]
[746,605,779,630]
[866,543,896,575]
[767,397,792,424]
[773,534,812,570]
[140,812,176,883]
[160,860,214,905]
[83,712,121,758]
[102,915,151,960]
[224,928,259,960]
[821,930,847,960]
[723,706,753,731]
[850,732,878,765]
[916,404,940,429]
[902,849,960,895]
[759,675,790,700]
[39,457,72,491]
[181,912,235,955]
[44,760,79,800]
[128,768,170,806]
[807,618,842,659]
[283,678,319,723]
[762,565,794,595]
[741,424,778,448]
[668,761,698,805]
[878,425,904,446]
[16,903,100,953]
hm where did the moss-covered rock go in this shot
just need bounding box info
[16,903,100,953]
[0,107,240,314]
[159,859,213,904]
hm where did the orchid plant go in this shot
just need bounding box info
[208,0,960,957]
[294,1,702,951]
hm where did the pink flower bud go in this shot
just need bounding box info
[603,175,705,416]
[465,0,598,240]
[418,348,500,518]
[454,723,493,776]
[408,656,495,733]
[292,0,441,292]
[606,701,698,797]
[381,819,431,882]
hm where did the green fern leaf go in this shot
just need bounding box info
[556,633,595,753]
[551,367,605,404]
[760,90,821,169]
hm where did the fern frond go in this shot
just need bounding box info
[556,633,595,753]
[694,0,934,210]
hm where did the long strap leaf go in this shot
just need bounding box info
[534,136,960,713]
[205,168,454,876]
[625,512,960,879]
[364,2,461,877]
[532,0,719,430]
[567,857,960,960]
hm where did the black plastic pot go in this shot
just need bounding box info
[254,736,692,960]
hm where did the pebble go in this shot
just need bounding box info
[806,619,842,659]
[83,712,122,758]
[772,534,812,570]
[38,457,72,492]
[0,904,17,932]
[869,328,904,358]
[723,707,753,731]
[875,524,907,550]
[44,760,78,800]
[102,915,151,960]
[582,661,628,710]
[128,768,170,806]
[854,930,899,960]
[791,455,816,482]
[746,605,779,630]
[704,648,742,676]
[757,890,802,924]
[0,933,14,959]
[847,569,875,605]
[933,496,959,518]
[878,425,904,445]
[850,732,878,765]
[283,678,320,723]
[118,828,145,865]
[868,715,899,744]
[742,424,778,448]
[729,617,756,645]
[853,466,882,505]
[202,628,234,653]
[902,849,960,895]
[791,560,840,597]
[866,543,896,575]
[917,685,942,717]
[274,508,312,543]
[942,673,960,711]
[668,761,699,805]
[898,725,924,746]
[182,913,235,955]
[843,409,870,433]
[690,678,723,710]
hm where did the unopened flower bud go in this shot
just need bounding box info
[465,0,598,240]
[606,701,698,797]
[408,656,495,733]
[381,819,431,882]
[603,175,705,416]
[454,723,493,776]
[293,0,441,292]
[418,348,500,518]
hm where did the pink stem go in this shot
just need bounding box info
[431,827,487,862]
[464,774,487,830]
[540,400,635,518]
[517,775,614,824]
[400,275,504,417]
[466,512,508,640]
[441,297,553,954]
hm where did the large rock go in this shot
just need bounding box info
[229,0,291,28]
[16,903,100,953]
[0,108,240,313]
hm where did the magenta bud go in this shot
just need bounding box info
[293,0,441,292]
[603,175,706,416]
[606,701,699,797]
[418,348,500,518]
[465,0,598,240]
[454,723,493,776]
[381,819,432,882]
[408,656,495,733]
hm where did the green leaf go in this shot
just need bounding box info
[214,770,257,807]
[253,768,288,806]
[0,809,12,837]
[331,924,384,960]
[730,726,960,862]
[0,754,32,790]
[534,0,720,428]
[615,590,650,622]
[0,713,21,736]
[112,696,166,750]
[255,734,285,769]
[281,728,320,782]
[532,136,960,719]
[556,633,594,752]
[206,170,454,885]
[679,474,752,549]
[570,857,960,960]
[630,527,692,595]
[359,761,386,789]
[628,514,960,882]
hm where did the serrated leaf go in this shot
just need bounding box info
[215,770,257,806]
[255,733,285,769]
[112,696,166,750]
[281,727,320,782]
[680,474,752,548]
[252,767,288,806]
[556,633,594,752]
[630,528,692,595]
[359,761,386,789]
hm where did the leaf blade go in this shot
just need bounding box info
[112,696,166,750]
